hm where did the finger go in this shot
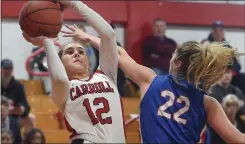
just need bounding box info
[23,32,35,42]
[65,24,75,31]
[22,33,31,42]
[62,34,76,37]
[74,24,79,29]
[60,30,73,34]
[52,37,59,42]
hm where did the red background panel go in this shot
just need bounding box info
[2,1,245,64]
[2,1,128,22]
[126,1,245,63]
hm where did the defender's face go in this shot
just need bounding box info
[169,52,178,75]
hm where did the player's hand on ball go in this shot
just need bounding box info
[61,24,91,43]
[23,32,58,47]
[55,0,72,7]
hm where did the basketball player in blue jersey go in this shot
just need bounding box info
[61,26,245,144]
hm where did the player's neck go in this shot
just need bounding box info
[68,73,90,81]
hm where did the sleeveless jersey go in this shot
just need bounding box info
[64,70,126,143]
[140,75,207,144]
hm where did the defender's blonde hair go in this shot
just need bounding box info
[175,41,242,92]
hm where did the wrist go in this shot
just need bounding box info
[43,39,54,48]
[70,1,82,8]
[86,35,93,43]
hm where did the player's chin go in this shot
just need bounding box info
[73,63,86,70]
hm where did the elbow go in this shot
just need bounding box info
[238,133,245,144]
[226,133,245,144]
[104,28,116,40]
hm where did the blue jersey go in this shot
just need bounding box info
[140,75,207,144]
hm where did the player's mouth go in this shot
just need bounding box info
[74,60,82,63]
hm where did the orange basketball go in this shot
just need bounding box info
[19,1,63,38]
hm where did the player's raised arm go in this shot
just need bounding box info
[204,96,245,143]
[62,1,118,83]
[23,33,69,113]
[61,28,156,97]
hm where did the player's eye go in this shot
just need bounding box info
[66,48,74,55]
[78,50,84,55]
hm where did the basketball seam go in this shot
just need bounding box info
[20,2,33,24]
[21,7,62,26]
[22,3,35,36]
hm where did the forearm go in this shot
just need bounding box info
[71,1,115,40]
[43,39,69,83]
[87,35,101,50]
[43,39,69,109]
[88,35,125,57]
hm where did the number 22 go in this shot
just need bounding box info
[157,90,190,124]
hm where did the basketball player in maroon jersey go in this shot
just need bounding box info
[23,1,126,143]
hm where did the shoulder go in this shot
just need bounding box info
[143,35,154,42]
[166,37,177,45]
[12,79,24,89]
[204,95,220,110]
[201,39,210,45]
[148,75,170,87]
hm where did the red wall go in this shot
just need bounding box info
[2,1,245,63]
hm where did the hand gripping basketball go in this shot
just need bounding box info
[23,32,58,47]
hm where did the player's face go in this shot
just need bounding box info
[61,43,89,75]
[169,52,180,75]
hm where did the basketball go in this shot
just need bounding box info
[19,1,63,38]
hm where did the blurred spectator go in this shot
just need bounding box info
[23,128,46,144]
[210,66,244,103]
[201,20,241,76]
[209,94,244,144]
[1,129,14,144]
[1,96,22,144]
[30,47,47,75]
[231,71,245,96]
[142,18,177,75]
[30,47,51,95]
[1,59,36,134]
[201,20,226,44]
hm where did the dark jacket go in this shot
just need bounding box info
[1,77,30,118]
[142,35,177,71]
[201,33,241,74]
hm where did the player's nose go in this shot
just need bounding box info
[73,50,80,57]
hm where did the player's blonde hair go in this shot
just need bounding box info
[174,41,241,92]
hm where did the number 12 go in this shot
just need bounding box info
[83,97,112,125]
